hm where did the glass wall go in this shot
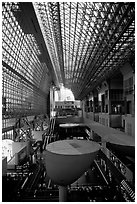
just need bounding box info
[2,3,50,128]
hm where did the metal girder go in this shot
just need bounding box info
[73,3,135,99]
[47,2,65,84]
[78,9,135,99]
[73,3,122,88]
[34,2,64,85]
[31,3,135,100]
[2,2,51,120]
[2,61,47,97]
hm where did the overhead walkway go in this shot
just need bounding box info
[84,118,135,152]
[55,116,134,155]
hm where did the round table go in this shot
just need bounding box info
[44,139,100,201]
[59,123,86,128]
[59,123,86,135]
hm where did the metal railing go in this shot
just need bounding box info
[43,117,57,149]
[105,148,134,185]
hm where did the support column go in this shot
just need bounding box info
[59,186,67,202]
[101,138,107,155]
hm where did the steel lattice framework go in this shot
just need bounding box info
[34,2,135,100]
[2,2,51,126]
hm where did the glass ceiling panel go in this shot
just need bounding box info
[34,2,135,99]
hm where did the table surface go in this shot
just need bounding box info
[46,139,100,155]
[59,123,86,128]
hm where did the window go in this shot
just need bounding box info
[2,97,6,114]
[106,104,108,113]
[124,77,134,95]
[2,3,49,123]
[105,90,108,99]
[127,101,132,114]
[111,103,122,114]
[101,94,105,112]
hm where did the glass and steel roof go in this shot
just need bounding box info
[2,2,50,119]
[34,2,135,100]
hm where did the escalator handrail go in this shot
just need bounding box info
[43,117,56,148]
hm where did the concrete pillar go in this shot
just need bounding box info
[32,154,36,163]
[101,138,107,155]
[90,130,93,140]
[15,153,18,165]
[59,186,67,202]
